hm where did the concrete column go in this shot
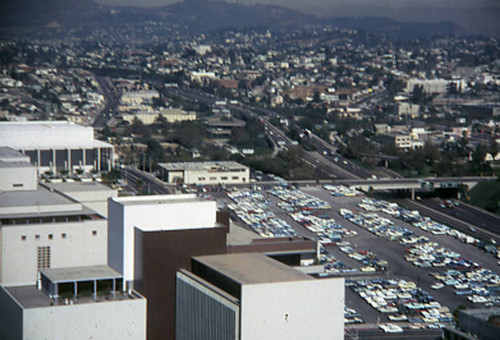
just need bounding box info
[37,149,41,169]
[94,279,97,300]
[97,147,101,172]
[113,278,116,298]
[411,188,415,200]
[68,149,71,174]
[74,281,78,298]
[52,149,56,174]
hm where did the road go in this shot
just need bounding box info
[94,76,120,128]
[400,198,500,244]
[119,167,174,195]
[165,86,373,179]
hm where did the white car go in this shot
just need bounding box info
[431,283,444,290]
[379,323,403,333]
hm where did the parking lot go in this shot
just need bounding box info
[218,184,500,332]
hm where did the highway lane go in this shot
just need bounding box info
[166,86,371,179]
[397,199,500,244]
[94,76,120,128]
[119,167,174,195]
[416,198,500,241]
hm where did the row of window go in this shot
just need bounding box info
[21,230,98,241]
[197,176,240,181]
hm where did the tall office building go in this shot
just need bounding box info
[176,253,345,340]
[107,194,227,340]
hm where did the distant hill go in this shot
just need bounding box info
[0,0,466,38]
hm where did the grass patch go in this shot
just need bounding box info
[468,180,500,214]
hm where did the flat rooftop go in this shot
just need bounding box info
[158,161,247,172]
[0,186,85,218]
[4,284,142,309]
[41,265,122,283]
[112,194,207,206]
[44,181,115,193]
[193,253,313,285]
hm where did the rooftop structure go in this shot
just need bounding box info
[0,147,37,192]
[0,266,146,340]
[158,161,249,185]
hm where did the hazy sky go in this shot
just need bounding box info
[95,0,500,9]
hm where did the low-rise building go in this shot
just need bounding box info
[158,161,250,185]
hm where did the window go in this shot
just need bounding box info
[61,233,67,239]
[13,184,24,188]
[92,230,97,236]
[35,235,40,241]
[37,246,51,270]
[209,177,217,180]
[221,176,228,180]
[198,177,206,181]
[21,235,26,241]
[48,234,53,240]
[232,176,239,180]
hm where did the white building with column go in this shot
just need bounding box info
[0,121,114,174]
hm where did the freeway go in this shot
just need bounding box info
[165,86,371,179]
[409,198,500,242]
[119,167,174,195]
[94,76,120,128]
[397,199,500,243]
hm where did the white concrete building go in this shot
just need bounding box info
[176,253,344,340]
[0,147,37,192]
[0,266,146,340]
[406,78,449,95]
[0,155,108,286]
[122,108,197,125]
[44,181,117,218]
[0,121,114,174]
[158,161,250,185]
[108,194,219,289]
[120,90,159,105]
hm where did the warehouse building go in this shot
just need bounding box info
[158,161,250,185]
[0,121,114,174]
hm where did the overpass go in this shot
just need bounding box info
[337,176,496,192]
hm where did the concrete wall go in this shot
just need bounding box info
[1,219,107,286]
[240,278,344,340]
[0,166,37,192]
[108,196,217,284]
[0,286,23,340]
[23,296,146,340]
[0,122,94,149]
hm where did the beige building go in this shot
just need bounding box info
[158,161,250,185]
[122,108,197,125]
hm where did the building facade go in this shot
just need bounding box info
[0,121,114,174]
[158,161,250,185]
[176,253,345,340]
